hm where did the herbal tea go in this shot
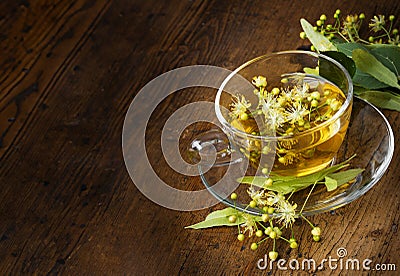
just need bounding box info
[228,74,351,176]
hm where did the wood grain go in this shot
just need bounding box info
[0,0,399,275]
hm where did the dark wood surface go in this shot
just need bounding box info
[1,0,399,275]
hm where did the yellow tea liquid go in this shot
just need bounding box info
[229,76,350,177]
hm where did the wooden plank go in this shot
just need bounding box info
[0,0,110,158]
[0,0,399,275]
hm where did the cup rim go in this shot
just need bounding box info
[215,50,354,140]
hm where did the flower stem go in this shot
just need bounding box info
[234,201,241,233]
[301,214,315,228]
[280,236,290,243]
[257,221,268,230]
[300,180,318,214]
[257,237,270,245]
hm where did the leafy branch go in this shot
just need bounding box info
[239,155,363,194]
[186,156,363,261]
[299,12,400,111]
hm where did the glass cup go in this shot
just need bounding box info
[191,50,353,178]
[188,50,396,218]
[189,50,354,213]
[215,51,353,178]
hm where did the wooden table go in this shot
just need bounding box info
[1,0,399,274]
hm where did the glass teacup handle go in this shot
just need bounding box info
[188,128,242,167]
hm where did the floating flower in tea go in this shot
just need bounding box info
[228,75,348,176]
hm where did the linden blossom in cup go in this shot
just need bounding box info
[215,51,353,177]
[227,72,348,177]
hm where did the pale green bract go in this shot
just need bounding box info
[300,19,337,52]
[239,157,363,194]
[185,207,262,229]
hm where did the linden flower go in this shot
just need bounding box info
[293,83,310,100]
[266,191,282,206]
[247,187,268,206]
[343,14,359,27]
[369,15,385,32]
[275,201,297,227]
[345,14,358,23]
[241,214,257,237]
[277,96,287,107]
[282,87,296,101]
[278,152,298,166]
[341,15,361,37]
[230,95,251,119]
[267,108,286,130]
[391,34,400,45]
[261,93,279,113]
[286,102,309,124]
[252,76,267,88]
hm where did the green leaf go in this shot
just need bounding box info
[185,207,262,229]
[300,19,337,52]
[352,69,389,90]
[352,49,400,89]
[322,51,356,77]
[356,90,400,111]
[238,176,295,194]
[324,176,337,192]
[334,43,389,89]
[327,169,364,186]
[307,157,353,180]
[238,156,358,194]
[369,46,400,78]
[336,42,369,57]
[319,52,353,89]
[366,43,400,50]
[330,36,346,45]
[336,42,388,89]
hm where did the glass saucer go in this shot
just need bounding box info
[199,97,394,216]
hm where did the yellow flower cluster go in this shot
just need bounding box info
[229,76,343,137]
